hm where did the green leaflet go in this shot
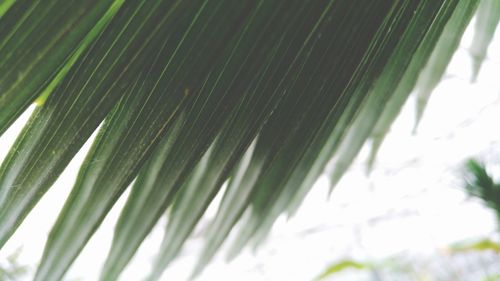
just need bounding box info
[470,0,500,82]
[413,0,479,131]
[192,141,259,278]
[145,137,216,281]
[0,0,116,135]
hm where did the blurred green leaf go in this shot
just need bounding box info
[315,259,369,280]
[464,159,500,223]
[483,274,500,281]
[0,248,29,281]
[449,238,500,253]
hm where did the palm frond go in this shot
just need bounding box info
[0,0,496,280]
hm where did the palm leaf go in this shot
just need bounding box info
[0,0,492,280]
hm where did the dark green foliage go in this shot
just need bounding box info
[0,1,494,280]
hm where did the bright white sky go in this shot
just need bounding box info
[1,16,500,281]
